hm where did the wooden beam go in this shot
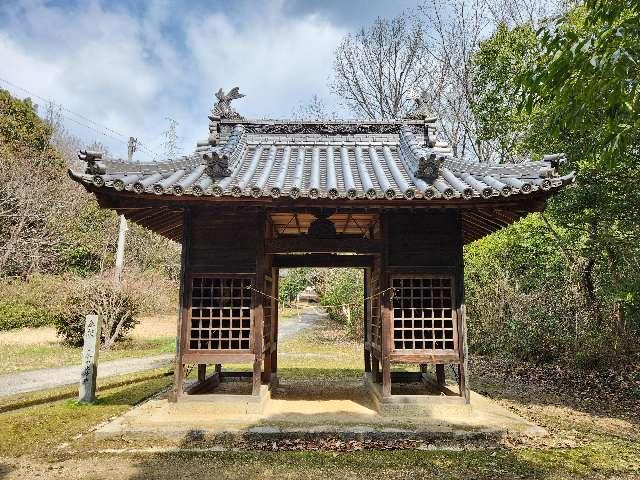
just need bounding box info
[171,208,189,402]
[182,352,255,363]
[273,254,374,268]
[266,237,382,254]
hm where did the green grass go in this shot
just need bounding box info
[0,369,173,457]
[1,313,639,479]
[0,336,175,374]
[116,442,640,479]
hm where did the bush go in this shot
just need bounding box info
[54,277,140,348]
[464,213,638,367]
[0,274,70,330]
[312,268,364,338]
[0,299,57,330]
[278,268,312,304]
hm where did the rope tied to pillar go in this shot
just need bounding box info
[245,284,396,310]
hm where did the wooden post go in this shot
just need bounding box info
[435,364,445,387]
[459,304,470,403]
[363,267,371,374]
[79,314,102,403]
[271,267,279,385]
[197,364,207,383]
[380,213,392,397]
[252,210,266,396]
[171,208,190,402]
[114,215,128,285]
[456,211,470,404]
[371,354,379,383]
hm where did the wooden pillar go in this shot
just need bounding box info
[252,210,266,396]
[459,304,470,403]
[435,364,445,387]
[271,267,279,383]
[197,364,207,383]
[363,267,371,373]
[371,354,379,383]
[456,211,470,404]
[171,207,191,402]
[380,213,392,397]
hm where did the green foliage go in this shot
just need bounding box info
[0,300,56,330]
[278,268,312,303]
[0,88,52,154]
[312,268,364,338]
[466,215,604,365]
[468,6,640,366]
[471,22,540,161]
[521,1,640,163]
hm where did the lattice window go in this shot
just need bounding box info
[369,263,382,350]
[189,276,252,350]
[392,277,456,351]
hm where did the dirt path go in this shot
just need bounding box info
[0,308,322,398]
[0,354,173,397]
[278,306,324,340]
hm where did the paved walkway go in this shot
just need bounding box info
[0,306,323,398]
[0,354,174,397]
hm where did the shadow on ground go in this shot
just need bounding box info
[0,463,13,479]
[124,432,549,480]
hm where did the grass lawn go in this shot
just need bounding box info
[0,336,176,374]
[0,309,302,375]
[0,310,638,479]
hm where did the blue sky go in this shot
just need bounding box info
[0,0,418,158]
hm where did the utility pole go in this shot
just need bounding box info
[114,137,136,285]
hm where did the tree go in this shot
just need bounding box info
[468,5,640,362]
[471,22,540,162]
[521,0,640,166]
[292,95,339,121]
[331,14,427,120]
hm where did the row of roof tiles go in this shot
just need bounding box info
[71,123,573,202]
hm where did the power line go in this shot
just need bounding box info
[0,76,162,160]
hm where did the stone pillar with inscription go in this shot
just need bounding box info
[79,314,102,403]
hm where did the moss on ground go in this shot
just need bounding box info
[0,369,172,457]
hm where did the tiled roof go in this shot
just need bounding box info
[70,120,574,202]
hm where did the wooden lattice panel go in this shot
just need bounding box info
[392,276,456,351]
[189,276,252,350]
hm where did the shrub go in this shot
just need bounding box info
[0,299,57,330]
[312,268,364,338]
[0,274,70,330]
[278,268,312,304]
[54,277,140,348]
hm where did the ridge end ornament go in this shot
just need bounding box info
[204,150,231,178]
[78,150,106,175]
[415,153,442,182]
[212,87,246,120]
[406,89,436,121]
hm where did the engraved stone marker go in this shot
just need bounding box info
[79,314,102,403]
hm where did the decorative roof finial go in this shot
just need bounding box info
[78,150,105,175]
[406,89,435,121]
[212,87,245,120]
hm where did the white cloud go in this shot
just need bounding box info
[0,0,348,159]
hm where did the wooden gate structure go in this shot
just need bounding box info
[70,88,573,406]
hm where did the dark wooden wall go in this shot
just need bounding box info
[386,210,460,268]
[188,207,261,274]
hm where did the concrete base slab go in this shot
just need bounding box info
[95,378,545,441]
